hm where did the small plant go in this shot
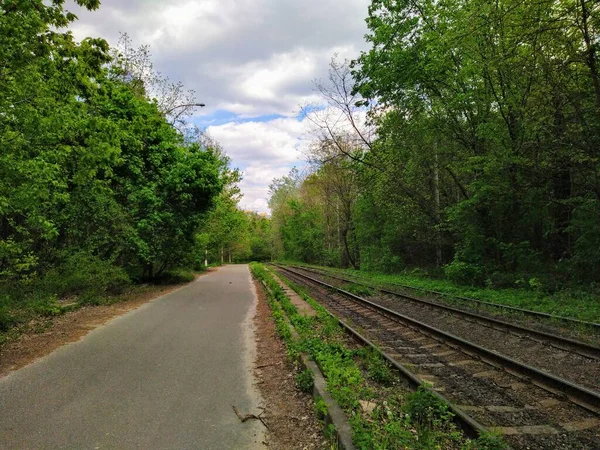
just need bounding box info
[468,432,509,450]
[404,386,454,429]
[315,396,328,420]
[295,369,314,393]
[343,283,373,297]
[360,347,393,384]
[443,260,485,286]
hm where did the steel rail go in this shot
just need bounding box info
[293,264,600,331]
[277,265,600,415]
[289,265,600,359]
[264,269,487,438]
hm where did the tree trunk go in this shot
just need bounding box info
[146,263,154,281]
[579,0,600,114]
[434,144,443,266]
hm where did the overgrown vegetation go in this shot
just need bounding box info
[250,263,502,449]
[268,0,600,302]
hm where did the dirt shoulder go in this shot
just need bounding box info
[0,271,213,378]
[252,279,328,450]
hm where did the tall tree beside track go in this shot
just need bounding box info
[270,0,600,289]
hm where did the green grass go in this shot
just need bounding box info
[250,263,501,449]
[296,263,600,324]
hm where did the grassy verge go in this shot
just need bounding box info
[250,263,505,450]
[0,265,200,348]
[293,263,600,324]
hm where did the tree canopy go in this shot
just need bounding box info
[269,0,600,291]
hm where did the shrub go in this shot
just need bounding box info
[41,252,130,303]
[361,348,392,384]
[469,432,510,450]
[156,268,196,285]
[343,283,374,297]
[295,369,314,393]
[0,302,16,332]
[444,260,485,286]
[486,271,516,289]
[404,387,453,429]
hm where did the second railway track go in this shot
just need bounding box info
[289,265,600,391]
[274,265,600,449]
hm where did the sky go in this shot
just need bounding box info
[69,0,371,213]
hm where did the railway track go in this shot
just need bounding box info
[288,265,600,393]
[294,264,600,333]
[274,265,600,449]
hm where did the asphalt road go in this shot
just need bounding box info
[0,265,264,450]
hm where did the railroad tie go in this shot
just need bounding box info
[472,370,499,378]
[432,350,457,357]
[489,425,559,436]
[449,359,478,367]
[559,418,600,432]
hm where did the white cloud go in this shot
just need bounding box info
[67,0,371,213]
[207,117,307,166]
[69,0,370,117]
[238,163,294,213]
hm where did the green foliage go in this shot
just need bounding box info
[444,261,485,287]
[359,347,392,385]
[314,396,329,420]
[404,387,454,430]
[295,369,314,393]
[467,433,510,450]
[0,3,236,337]
[155,268,196,285]
[343,283,374,297]
[42,252,131,303]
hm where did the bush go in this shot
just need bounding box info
[486,271,516,289]
[467,432,510,450]
[360,348,392,384]
[0,302,16,332]
[295,369,314,393]
[155,268,196,285]
[444,260,485,286]
[404,387,453,428]
[42,252,130,303]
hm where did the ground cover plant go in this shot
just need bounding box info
[250,263,505,449]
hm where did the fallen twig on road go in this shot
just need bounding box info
[232,405,270,430]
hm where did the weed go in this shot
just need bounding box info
[155,268,196,284]
[404,386,453,429]
[315,396,328,420]
[467,432,510,450]
[295,369,314,393]
[343,283,374,297]
[360,347,393,385]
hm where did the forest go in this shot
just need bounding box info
[0,0,269,332]
[270,0,600,294]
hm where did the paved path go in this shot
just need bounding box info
[0,265,264,450]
